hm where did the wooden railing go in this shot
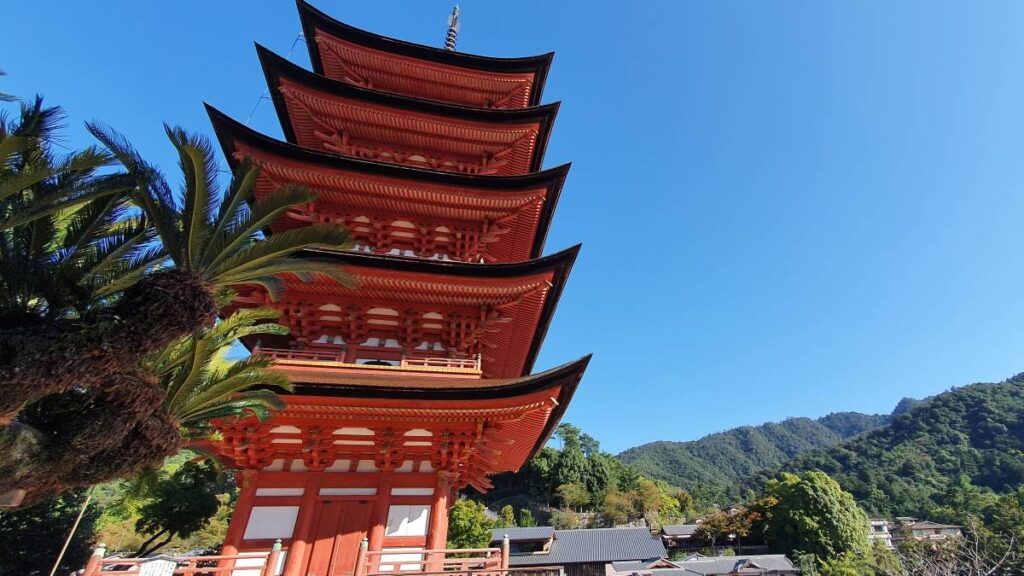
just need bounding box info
[254,345,481,372]
[254,346,345,363]
[355,537,507,576]
[80,538,563,576]
[399,356,481,370]
[81,541,282,576]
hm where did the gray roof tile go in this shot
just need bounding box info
[493,527,556,541]
[661,524,700,537]
[656,555,798,575]
[491,527,666,566]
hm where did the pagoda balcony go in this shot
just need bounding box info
[80,539,564,576]
[253,344,483,376]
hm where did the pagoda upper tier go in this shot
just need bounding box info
[297,0,552,109]
[259,45,558,176]
[206,356,589,492]
[224,247,579,379]
[208,106,567,263]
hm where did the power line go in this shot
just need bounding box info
[244,33,305,126]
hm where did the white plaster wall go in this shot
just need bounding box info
[385,505,430,537]
[243,506,299,540]
[378,548,425,572]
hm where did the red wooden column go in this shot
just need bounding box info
[424,472,452,571]
[366,474,393,572]
[425,472,452,551]
[221,470,258,565]
[282,473,323,576]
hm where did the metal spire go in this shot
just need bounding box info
[444,6,460,51]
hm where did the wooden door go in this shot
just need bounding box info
[305,501,371,576]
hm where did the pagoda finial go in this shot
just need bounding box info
[444,6,460,51]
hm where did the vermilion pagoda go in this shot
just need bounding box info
[203,3,588,576]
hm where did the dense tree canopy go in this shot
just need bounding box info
[769,379,1024,518]
[757,471,869,565]
[447,499,495,549]
[0,488,100,576]
[619,414,889,495]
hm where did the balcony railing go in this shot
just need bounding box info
[253,345,482,373]
[80,539,564,576]
[399,356,481,370]
[81,542,281,576]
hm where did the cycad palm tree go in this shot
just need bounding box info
[151,306,293,442]
[0,124,353,421]
[0,119,353,506]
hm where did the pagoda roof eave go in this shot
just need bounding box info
[297,0,553,106]
[206,104,568,260]
[283,354,590,401]
[281,354,590,461]
[290,245,580,377]
[257,45,559,174]
[208,102,570,190]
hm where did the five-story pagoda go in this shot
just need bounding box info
[205,3,588,575]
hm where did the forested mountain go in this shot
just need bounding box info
[762,377,1024,517]
[618,412,890,491]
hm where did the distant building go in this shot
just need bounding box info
[491,527,666,576]
[868,519,894,549]
[660,522,768,555]
[611,554,799,576]
[894,520,963,543]
[660,524,700,550]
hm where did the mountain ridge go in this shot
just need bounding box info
[759,378,1024,516]
[617,411,891,491]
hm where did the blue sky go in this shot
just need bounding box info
[6,2,1024,453]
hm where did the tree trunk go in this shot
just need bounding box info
[0,370,182,507]
[133,528,171,558]
[0,269,216,423]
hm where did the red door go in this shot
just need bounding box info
[305,501,372,576]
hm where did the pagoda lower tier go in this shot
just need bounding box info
[258,46,558,176]
[298,0,552,109]
[209,356,589,576]
[207,106,568,263]
[223,247,579,379]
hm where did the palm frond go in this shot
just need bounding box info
[199,157,259,267]
[176,370,291,422]
[199,183,318,274]
[212,256,356,294]
[0,146,112,207]
[164,125,219,270]
[0,70,15,102]
[178,391,287,426]
[87,121,184,265]
[154,308,294,434]
[205,223,353,286]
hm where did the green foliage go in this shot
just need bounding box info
[693,511,730,547]
[758,471,869,568]
[88,123,355,298]
[496,505,517,529]
[0,488,100,576]
[556,482,590,511]
[517,508,537,527]
[552,424,588,490]
[0,98,149,319]
[478,422,683,528]
[772,379,1024,518]
[132,460,227,556]
[868,540,902,575]
[446,499,495,549]
[619,414,889,497]
[550,510,580,530]
[148,306,293,440]
[600,489,634,526]
[91,452,236,556]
